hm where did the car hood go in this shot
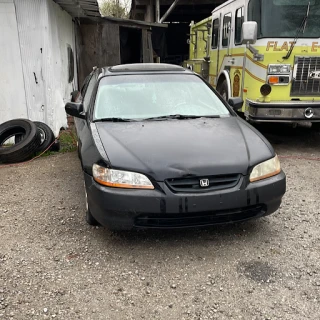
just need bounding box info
[95,117,274,181]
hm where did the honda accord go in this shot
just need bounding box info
[65,63,286,230]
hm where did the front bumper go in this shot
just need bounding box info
[247,99,320,122]
[84,171,286,230]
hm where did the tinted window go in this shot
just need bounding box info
[222,13,232,47]
[94,74,230,120]
[235,7,244,45]
[211,19,220,49]
[80,75,91,96]
[83,73,97,111]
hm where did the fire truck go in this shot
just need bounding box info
[184,0,320,123]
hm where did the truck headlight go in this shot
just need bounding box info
[268,64,291,74]
[93,164,154,189]
[250,155,281,182]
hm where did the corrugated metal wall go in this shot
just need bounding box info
[0,0,28,122]
[0,0,77,136]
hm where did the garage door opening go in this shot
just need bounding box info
[120,27,142,64]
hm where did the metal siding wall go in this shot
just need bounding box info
[14,0,77,136]
[0,0,28,123]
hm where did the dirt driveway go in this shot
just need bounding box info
[1,125,320,320]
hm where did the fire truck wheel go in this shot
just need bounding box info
[218,80,229,101]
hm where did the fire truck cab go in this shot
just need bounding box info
[184,0,320,123]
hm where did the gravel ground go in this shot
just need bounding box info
[0,125,319,320]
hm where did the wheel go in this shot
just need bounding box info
[33,121,55,153]
[0,119,41,163]
[84,185,100,226]
[218,79,229,101]
[15,121,55,153]
[86,209,100,226]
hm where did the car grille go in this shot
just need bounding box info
[166,174,241,193]
[134,205,266,228]
[291,56,320,96]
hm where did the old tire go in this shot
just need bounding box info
[218,79,229,101]
[33,121,55,153]
[0,119,41,163]
[15,121,55,153]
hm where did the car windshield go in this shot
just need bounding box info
[248,0,320,38]
[94,74,230,120]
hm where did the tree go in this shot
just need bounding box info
[100,0,131,19]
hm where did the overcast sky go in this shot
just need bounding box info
[97,0,132,11]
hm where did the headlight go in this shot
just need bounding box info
[250,155,281,182]
[93,164,154,189]
[268,64,291,74]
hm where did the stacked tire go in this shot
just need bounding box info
[0,119,56,164]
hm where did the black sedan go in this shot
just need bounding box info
[66,63,286,230]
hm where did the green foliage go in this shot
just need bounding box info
[59,130,77,153]
[40,129,77,157]
[100,0,129,18]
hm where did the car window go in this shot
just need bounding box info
[80,74,91,97]
[83,72,97,111]
[94,74,230,120]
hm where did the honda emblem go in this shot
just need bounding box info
[200,179,210,187]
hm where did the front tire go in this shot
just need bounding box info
[218,79,229,101]
[84,184,100,226]
[86,208,100,226]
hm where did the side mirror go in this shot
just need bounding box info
[228,97,243,111]
[65,102,86,119]
[241,21,258,45]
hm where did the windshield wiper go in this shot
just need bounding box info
[144,114,221,121]
[283,1,311,60]
[94,117,135,122]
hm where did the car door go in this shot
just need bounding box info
[218,11,233,81]
[229,6,245,98]
[209,15,221,87]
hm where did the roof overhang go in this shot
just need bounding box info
[53,0,101,18]
[78,16,168,28]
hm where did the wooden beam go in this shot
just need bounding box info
[135,0,222,5]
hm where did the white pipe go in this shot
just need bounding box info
[159,0,180,23]
[155,0,160,22]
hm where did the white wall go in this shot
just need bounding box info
[0,0,28,122]
[0,0,77,136]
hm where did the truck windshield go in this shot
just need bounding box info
[248,0,320,38]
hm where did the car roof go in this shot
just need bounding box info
[101,63,192,76]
